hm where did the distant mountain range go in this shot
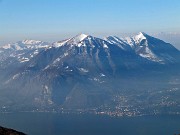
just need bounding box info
[0,32,180,115]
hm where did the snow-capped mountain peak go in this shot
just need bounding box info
[53,33,89,48]
[123,32,147,46]
[73,33,88,42]
[69,33,89,45]
[133,32,147,45]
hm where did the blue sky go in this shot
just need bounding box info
[0,0,180,47]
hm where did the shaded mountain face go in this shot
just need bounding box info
[0,33,179,111]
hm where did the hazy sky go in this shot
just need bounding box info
[0,0,180,48]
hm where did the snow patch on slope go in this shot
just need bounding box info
[22,40,42,45]
[78,68,89,73]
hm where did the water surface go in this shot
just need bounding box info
[0,113,180,135]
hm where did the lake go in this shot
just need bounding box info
[0,112,180,135]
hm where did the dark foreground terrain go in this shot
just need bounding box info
[0,126,26,135]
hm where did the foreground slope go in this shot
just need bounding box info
[0,126,26,135]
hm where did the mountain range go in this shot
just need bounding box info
[0,32,180,115]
